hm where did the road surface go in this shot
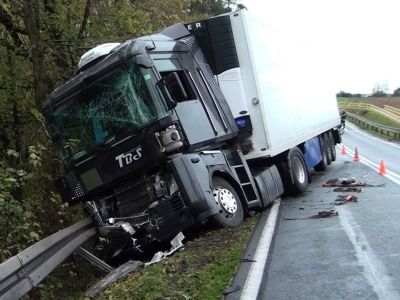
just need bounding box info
[256,130,400,299]
[342,123,400,176]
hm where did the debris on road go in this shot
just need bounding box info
[333,194,358,205]
[284,210,338,220]
[322,178,386,188]
[333,187,362,193]
[322,178,364,187]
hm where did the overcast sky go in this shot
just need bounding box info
[243,0,400,94]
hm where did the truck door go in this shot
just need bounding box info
[153,55,228,149]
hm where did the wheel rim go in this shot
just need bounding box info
[293,157,306,184]
[213,186,238,214]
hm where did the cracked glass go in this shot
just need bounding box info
[50,64,167,162]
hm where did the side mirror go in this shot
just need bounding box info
[157,79,177,109]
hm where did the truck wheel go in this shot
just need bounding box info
[328,131,336,161]
[212,177,244,228]
[314,135,328,171]
[324,133,332,165]
[288,148,308,194]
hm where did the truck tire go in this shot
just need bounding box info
[328,131,336,161]
[211,177,244,228]
[287,148,308,194]
[314,135,328,171]
[324,133,332,165]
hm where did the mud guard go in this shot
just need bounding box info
[168,153,223,221]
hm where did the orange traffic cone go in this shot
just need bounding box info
[378,160,386,175]
[353,147,360,161]
[341,145,346,154]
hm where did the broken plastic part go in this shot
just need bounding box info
[145,232,185,266]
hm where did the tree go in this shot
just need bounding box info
[336,91,353,98]
[0,0,224,296]
[393,87,400,96]
[187,0,238,17]
[372,82,389,97]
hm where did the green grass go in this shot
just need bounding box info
[361,110,400,128]
[94,216,258,300]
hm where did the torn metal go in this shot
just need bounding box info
[145,231,185,266]
[85,260,144,298]
[84,232,185,298]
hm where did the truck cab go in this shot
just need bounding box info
[43,24,260,260]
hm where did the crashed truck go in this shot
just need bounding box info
[43,9,341,262]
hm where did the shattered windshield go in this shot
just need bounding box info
[50,64,167,162]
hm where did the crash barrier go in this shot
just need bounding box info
[384,105,400,117]
[346,112,400,141]
[0,218,96,300]
[339,102,400,124]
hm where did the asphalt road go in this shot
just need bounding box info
[258,138,400,299]
[342,123,400,176]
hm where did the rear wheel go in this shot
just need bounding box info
[324,133,332,165]
[328,131,336,161]
[314,135,328,171]
[287,148,308,194]
[211,177,244,228]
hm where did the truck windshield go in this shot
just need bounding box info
[49,64,167,163]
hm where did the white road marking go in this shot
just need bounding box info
[337,207,400,300]
[346,123,400,150]
[341,145,400,185]
[240,199,281,300]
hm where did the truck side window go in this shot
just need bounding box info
[154,59,197,102]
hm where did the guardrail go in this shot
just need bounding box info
[339,102,400,124]
[339,102,370,110]
[384,105,400,117]
[0,218,96,300]
[346,112,400,141]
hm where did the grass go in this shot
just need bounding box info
[360,110,400,128]
[93,215,258,300]
[337,97,400,140]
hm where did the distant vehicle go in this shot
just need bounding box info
[43,9,341,262]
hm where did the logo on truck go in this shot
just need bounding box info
[115,146,142,168]
[186,23,202,31]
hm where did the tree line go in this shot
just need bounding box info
[337,87,400,98]
[0,0,236,297]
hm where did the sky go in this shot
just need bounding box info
[242,0,400,95]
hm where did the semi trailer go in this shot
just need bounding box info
[43,8,341,261]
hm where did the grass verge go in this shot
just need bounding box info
[93,215,258,300]
[360,110,400,128]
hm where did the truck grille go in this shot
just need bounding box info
[100,177,154,218]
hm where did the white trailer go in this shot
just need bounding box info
[216,9,341,160]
